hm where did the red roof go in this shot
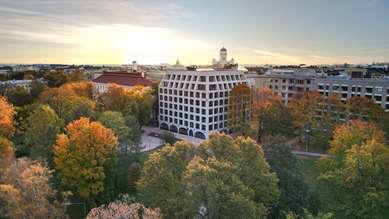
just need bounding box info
[92,71,152,87]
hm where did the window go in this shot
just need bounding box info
[200,76,206,82]
[198,84,206,90]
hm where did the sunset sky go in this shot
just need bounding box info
[1,0,389,65]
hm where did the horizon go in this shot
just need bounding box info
[1,0,389,65]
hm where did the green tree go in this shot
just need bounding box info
[318,120,389,218]
[137,133,279,218]
[53,117,118,200]
[98,111,131,146]
[6,86,33,106]
[24,104,63,163]
[263,137,310,217]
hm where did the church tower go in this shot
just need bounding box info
[219,47,227,63]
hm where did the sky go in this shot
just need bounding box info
[0,0,389,65]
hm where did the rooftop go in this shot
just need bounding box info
[92,71,152,87]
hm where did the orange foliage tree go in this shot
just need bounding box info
[227,84,254,135]
[0,96,15,138]
[288,92,345,151]
[53,117,118,199]
[252,88,293,142]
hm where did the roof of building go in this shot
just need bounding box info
[92,71,152,87]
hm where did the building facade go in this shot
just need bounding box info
[158,69,250,139]
[247,69,316,105]
[315,77,389,111]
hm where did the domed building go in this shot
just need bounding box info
[212,47,238,69]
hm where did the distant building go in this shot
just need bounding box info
[211,47,237,69]
[247,69,316,105]
[316,76,389,111]
[92,71,153,93]
[0,78,46,92]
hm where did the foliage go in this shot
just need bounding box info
[43,69,84,87]
[252,88,293,142]
[87,201,161,219]
[0,158,67,219]
[53,117,118,199]
[30,79,47,98]
[263,136,310,217]
[98,111,131,144]
[6,86,33,106]
[0,96,15,138]
[346,96,388,139]
[39,84,96,123]
[161,131,176,144]
[137,133,279,218]
[0,137,14,171]
[98,84,154,128]
[286,209,334,219]
[288,92,344,151]
[329,120,385,158]
[227,84,253,135]
[318,120,389,218]
[24,104,64,163]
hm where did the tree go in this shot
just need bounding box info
[288,92,344,151]
[40,86,95,123]
[161,131,176,144]
[6,86,33,106]
[98,84,154,128]
[346,96,388,139]
[24,104,64,163]
[227,84,253,135]
[137,133,279,218]
[329,120,385,158]
[0,158,67,219]
[263,136,310,217]
[0,96,15,138]
[318,120,389,218]
[98,111,137,153]
[87,201,161,219]
[30,79,47,99]
[252,88,293,142]
[53,117,118,200]
[0,137,14,171]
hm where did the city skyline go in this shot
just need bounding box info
[1,0,389,65]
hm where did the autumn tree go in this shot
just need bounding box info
[252,88,293,142]
[263,136,310,217]
[288,92,344,151]
[98,84,154,128]
[0,96,15,138]
[53,117,118,200]
[227,84,253,135]
[346,96,388,139]
[0,158,67,219]
[87,201,161,219]
[138,133,279,218]
[39,86,95,123]
[24,104,64,163]
[318,120,389,218]
[0,137,14,171]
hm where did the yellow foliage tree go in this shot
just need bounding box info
[53,117,118,199]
